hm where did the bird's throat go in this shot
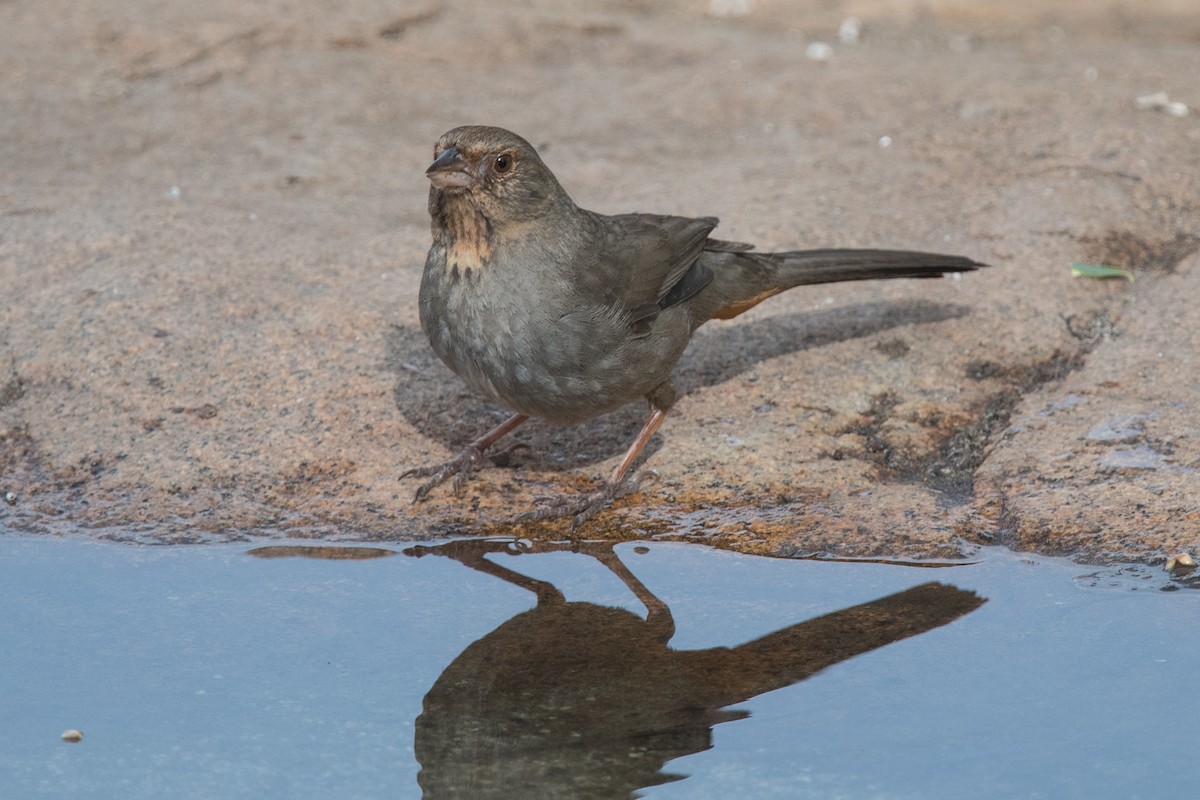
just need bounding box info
[437,191,494,275]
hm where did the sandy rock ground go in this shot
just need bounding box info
[2,0,1198,563]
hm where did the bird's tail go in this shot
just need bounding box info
[703,248,985,321]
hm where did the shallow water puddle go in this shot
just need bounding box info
[0,535,1195,799]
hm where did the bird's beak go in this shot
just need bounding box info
[426,146,476,189]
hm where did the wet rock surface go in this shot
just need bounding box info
[2,0,1198,562]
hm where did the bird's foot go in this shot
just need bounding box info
[400,443,529,501]
[517,469,659,531]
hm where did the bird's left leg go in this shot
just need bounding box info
[401,412,529,501]
[518,383,674,530]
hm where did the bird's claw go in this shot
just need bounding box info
[400,445,484,501]
[400,440,531,502]
[516,469,658,530]
[514,493,603,528]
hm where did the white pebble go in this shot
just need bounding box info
[1165,553,1196,572]
[838,17,861,44]
[1135,91,1170,110]
[1165,101,1190,118]
[709,0,752,17]
[878,135,892,148]
[805,41,833,61]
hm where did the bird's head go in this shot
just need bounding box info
[426,126,573,227]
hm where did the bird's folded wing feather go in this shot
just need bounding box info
[580,212,731,330]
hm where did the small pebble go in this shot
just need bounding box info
[1134,91,1170,110]
[1165,553,1196,573]
[1136,91,1191,118]
[708,0,752,17]
[805,41,833,61]
[61,729,83,743]
[3,491,15,505]
[838,17,861,45]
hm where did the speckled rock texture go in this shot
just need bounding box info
[2,0,1197,563]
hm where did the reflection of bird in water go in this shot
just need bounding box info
[405,539,985,799]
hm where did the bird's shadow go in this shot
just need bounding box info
[388,299,972,470]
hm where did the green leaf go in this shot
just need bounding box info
[1070,262,1134,281]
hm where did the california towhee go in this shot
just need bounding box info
[403,126,984,527]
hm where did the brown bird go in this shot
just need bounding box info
[403,126,984,527]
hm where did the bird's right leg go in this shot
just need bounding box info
[401,413,529,501]
[517,382,676,529]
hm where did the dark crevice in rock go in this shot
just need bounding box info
[925,348,1089,503]
[837,391,903,470]
[832,345,1090,503]
[0,374,23,410]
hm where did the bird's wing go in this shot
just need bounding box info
[583,212,723,331]
[702,237,755,253]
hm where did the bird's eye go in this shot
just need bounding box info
[493,153,513,173]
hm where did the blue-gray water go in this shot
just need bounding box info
[1,535,1195,799]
